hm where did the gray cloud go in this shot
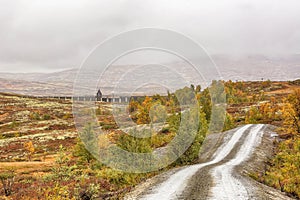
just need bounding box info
[0,0,300,72]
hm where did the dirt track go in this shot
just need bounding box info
[124,124,293,200]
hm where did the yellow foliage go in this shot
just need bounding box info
[24,141,35,161]
[264,89,300,198]
[98,134,111,149]
[137,96,153,124]
[264,138,300,198]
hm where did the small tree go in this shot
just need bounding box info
[280,89,300,136]
[52,145,72,181]
[137,96,153,124]
[75,123,99,166]
[73,138,95,166]
[223,112,235,131]
[245,107,262,124]
[287,89,300,134]
[0,171,15,196]
[24,141,35,161]
[149,102,167,123]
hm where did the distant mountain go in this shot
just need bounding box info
[212,54,300,81]
[0,69,77,85]
[0,55,299,96]
[0,78,73,96]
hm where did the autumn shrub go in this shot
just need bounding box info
[149,102,167,123]
[263,89,300,198]
[29,112,41,120]
[79,183,100,200]
[97,168,141,186]
[264,138,300,198]
[225,80,249,104]
[245,106,262,124]
[150,132,175,148]
[62,112,72,120]
[73,138,95,166]
[136,96,152,124]
[41,183,75,200]
[102,124,117,130]
[116,129,152,154]
[174,109,208,165]
[95,107,102,115]
[167,113,181,133]
[9,120,19,129]
[42,114,51,120]
[280,89,300,135]
[223,112,235,131]
[23,141,35,161]
[50,145,77,181]
[0,171,15,196]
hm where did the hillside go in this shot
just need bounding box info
[0,80,299,199]
[0,55,299,96]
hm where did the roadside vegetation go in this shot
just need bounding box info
[223,80,300,199]
[262,89,300,198]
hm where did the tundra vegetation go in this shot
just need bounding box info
[0,80,299,199]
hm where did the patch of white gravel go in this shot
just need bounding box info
[0,131,77,147]
[209,124,264,200]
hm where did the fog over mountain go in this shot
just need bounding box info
[0,0,300,73]
[0,1,299,95]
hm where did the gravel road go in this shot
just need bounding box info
[125,124,292,200]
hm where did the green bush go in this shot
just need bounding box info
[97,168,140,186]
[42,114,51,120]
[29,112,41,120]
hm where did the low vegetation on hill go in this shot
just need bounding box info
[0,80,299,199]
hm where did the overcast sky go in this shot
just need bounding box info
[0,0,300,73]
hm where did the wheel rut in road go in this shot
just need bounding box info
[125,124,292,200]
